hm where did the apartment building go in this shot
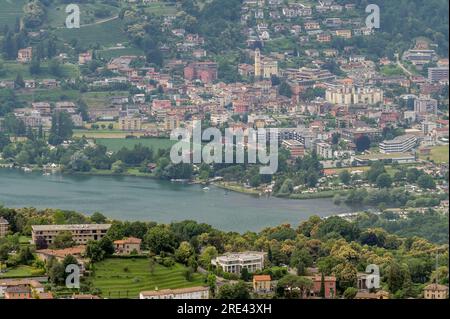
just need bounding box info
[316,142,334,159]
[0,217,9,238]
[212,251,265,274]
[282,139,305,158]
[17,47,33,63]
[428,67,449,83]
[119,115,142,131]
[31,224,111,245]
[379,135,417,154]
[139,286,210,299]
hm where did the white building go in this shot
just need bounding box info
[379,135,417,154]
[139,286,210,299]
[316,142,334,159]
[212,251,265,274]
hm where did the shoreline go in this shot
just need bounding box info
[1,165,347,201]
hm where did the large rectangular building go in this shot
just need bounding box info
[0,217,9,238]
[379,135,417,154]
[31,224,111,245]
[212,252,265,274]
[428,67,449,83]
[140,286,210,299]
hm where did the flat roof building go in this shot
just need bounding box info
[31,224,111,246]
[379,135,417,154]
[140,286,210,299]
[212,251,265,274]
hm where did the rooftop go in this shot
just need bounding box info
[140,286,209,297]
[31,224,111,231]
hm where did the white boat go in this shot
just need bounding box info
[203,187,210,191]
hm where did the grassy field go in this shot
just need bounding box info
[380,65,406,76]
[17,89,81,103]
[46,3,120,28]
[74,130,150,139]
[0,265,43,278]
[142,2,178,16]
[0,61,80,80]
[420,145,449,164]
[81,91,129,109]
[55,18,128,47]
[0,0,25,27]
[97,47,145,60]
[90,258,205,299]
[96,138,176,152]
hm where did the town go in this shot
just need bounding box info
[0,0,448,301]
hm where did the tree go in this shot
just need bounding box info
[355,135,371,152]
[48,112,73,145]
[48,258,65,285]
[29,58,41,75]
[0,132,10,151]
[86,241,105,262]
[62,254,78,270]
[276,275,313,299]
[417,175,436,190]
[52,231,75,249]
[217,281,250,299]
[339,170,351,185]
[279,81,292,98]
[144,226,177,255]
[112,160,126,174]
[240,267,251,281]
[18,246,34,264]
[174,241,194,265]
[91,212,107,224]
[319,273,326,298]
[14,74,24,88]
[376,173,393,189]
[199,246,218,269]
[343,287,358,299]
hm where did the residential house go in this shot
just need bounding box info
[114,237,142,255]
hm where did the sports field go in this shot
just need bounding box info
[96,138,176,152]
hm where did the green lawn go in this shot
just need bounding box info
[96,138,176,152]
[46,3,120,28]
[90,258,205,299]
[18,89,81,103]
[97,48,144,60]
[55,18,128,47]
[420,145,449,164]
[0,0,25,27]
[81,91,129,109]
[380,65,405,76]
[0,61,80,80]
[0,265,43,278]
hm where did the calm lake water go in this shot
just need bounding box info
[0,169,354,232]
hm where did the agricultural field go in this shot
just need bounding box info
[0,0,25,27]
[89,258,205,299]
[96,138,176,152]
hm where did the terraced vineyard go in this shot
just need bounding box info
[89,258,206,299]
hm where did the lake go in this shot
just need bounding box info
[0,169,355,232]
